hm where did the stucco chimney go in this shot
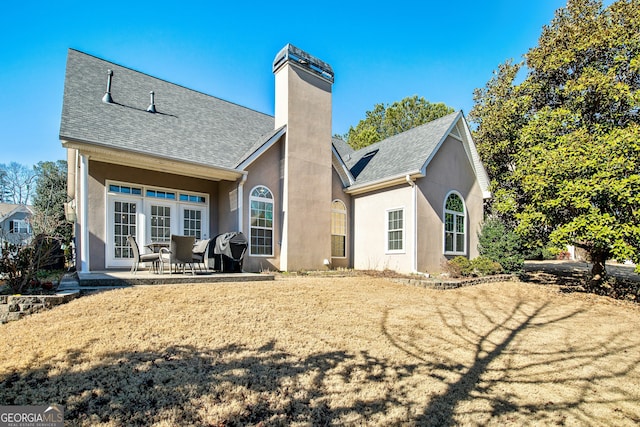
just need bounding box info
[272,44,334,271]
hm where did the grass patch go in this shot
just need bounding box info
[1,276,639,425]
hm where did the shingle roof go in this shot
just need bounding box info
[331,137,354,160]
[344,112,460,185]
[59,49,274,169]
[0,204,33,221]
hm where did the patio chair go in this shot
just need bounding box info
[160,235,196,275]
[192,238,212,272]
[127,235,162,274]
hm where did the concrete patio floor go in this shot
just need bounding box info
[58,269,274,292]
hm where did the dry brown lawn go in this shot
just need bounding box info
[1,276,639,426]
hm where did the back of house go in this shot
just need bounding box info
[59,44,489,274]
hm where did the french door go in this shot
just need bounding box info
[108,198,141,267]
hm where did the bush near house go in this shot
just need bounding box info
[478,217,524,273]
[444,256,503,278]
[0,235,65,294]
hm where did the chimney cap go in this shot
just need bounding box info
[272,44,334,83]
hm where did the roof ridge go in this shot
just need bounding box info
[68,48,274,120]
[350,110,461,156]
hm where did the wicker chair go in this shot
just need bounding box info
[192,238,212,272]
[127,235,161,274]
[160,235,196,274]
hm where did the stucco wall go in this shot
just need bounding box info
[353,184,415,273]
[275,65,333,271]
[240,140,283,273]
[417,136,484,273]
[87,160,219,270]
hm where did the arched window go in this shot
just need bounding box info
[444,192,466,255]
[249,186,273,256]
[331,200,347,258]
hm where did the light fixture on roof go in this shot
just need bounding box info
[147,91,157,113]
[102,69,114,104]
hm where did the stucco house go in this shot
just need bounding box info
[59,44,490,274]
[0,203,34,248]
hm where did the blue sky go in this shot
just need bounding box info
[1,0,568,167]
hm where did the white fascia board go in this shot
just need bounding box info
[345,171,423,195]
[236,125,287,171]
[458,114,492,199]
[331,144,355,186]
[419,111,463,174]
[419,112,492,199]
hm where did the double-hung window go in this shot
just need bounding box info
[444,192,466,254]
[250,186,273,256]
[331,200,347,258]
[387,208,404,252]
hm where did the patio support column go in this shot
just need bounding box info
[237,173,247,234]
[79,153,90,272]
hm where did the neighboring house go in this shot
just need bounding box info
[0,203,34,248]
[59,44,490,274]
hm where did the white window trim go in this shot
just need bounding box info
[331,199,347,259]
[443,190,467,256]
[385,206,405,254]
[249,185,274,257]
[106,196,142,268]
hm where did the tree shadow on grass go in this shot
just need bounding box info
[522,261,640,301]
[0,340,418,425]
[1,289,639,425]
[381,289,640,426]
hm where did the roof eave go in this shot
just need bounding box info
[61,137,243,182]
[235,125,287,170]
[345,171,423,195]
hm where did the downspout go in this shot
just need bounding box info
[406,174,417,273]
[237,172,248,234]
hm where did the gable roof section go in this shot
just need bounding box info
[60,50,274,175]
[235,125,287,170]
[343,112,490,197]
[0,204,33,222]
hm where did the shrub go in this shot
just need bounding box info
[444,256,473,278]
[471,256,503,276]
[478,217,524,273]
[0,235,64,294]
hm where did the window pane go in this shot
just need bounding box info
[456,233,465,253]
[446,194,464,212]
[150,205,171,242]
[445,233,454,252]
[445,213,454,232]
[331,235,345,257]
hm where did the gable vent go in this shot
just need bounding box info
[102,69,114,104]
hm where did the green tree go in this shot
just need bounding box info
[344,95,454,150]
[470,0,640,285]
[32,160,72,244]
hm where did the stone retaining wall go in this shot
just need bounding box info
[0,291,79,324]
[392,274,517,290]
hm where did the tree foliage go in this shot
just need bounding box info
[469,0,640,284]
[32,160,72,244]
[344,95,454,150]
[478,217,524,273]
